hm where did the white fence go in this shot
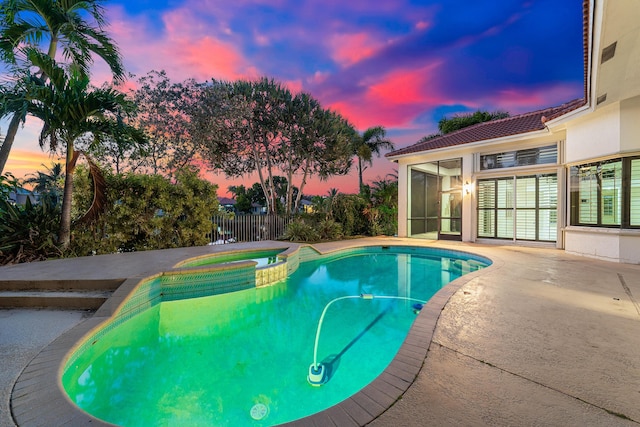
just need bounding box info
[211,214,293,244]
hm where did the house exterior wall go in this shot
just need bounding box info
[565,103,620,163]
[562,95,640,264]
[395,149,475,240]
[621,95,640,152]
[395,132,564,247]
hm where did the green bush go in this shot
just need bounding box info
[282,219,320,242]
[316,218,343,240]
[70,167,219,255]
[331,193,369,236]
[0,197,62,265]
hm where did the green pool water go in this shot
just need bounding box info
[62,248,489,426]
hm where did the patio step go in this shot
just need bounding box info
[0,279,122,310]
[0,279,123,292]
[0,290,113,310]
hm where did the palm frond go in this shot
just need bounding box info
[75,151,106,224]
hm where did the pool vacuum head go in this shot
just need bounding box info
[308,363,326,386]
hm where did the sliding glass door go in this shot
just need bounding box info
[477,174,557,242]
[409,159,462,240]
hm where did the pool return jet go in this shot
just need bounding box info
[308,293,427,386]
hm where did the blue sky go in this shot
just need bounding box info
[5,0,585,195]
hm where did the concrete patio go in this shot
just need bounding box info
[1,238,639,426]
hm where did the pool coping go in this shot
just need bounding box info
[9,240,498,426]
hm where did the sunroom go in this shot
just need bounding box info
[388,102,581,249]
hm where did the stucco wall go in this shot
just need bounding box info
[565,103,621,164]
[620,95,640,152]
[565,228,621,262]
[397,161,408,237]
[565,228,640,264]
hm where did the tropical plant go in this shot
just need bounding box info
[331,193,369,236]
[281,219,319,242]
[0,0,125,175]
[23,162,63,206]
[367,175,398,236]
[0,172,19,201]
[0,196,62,265]
[6,49,144,249]
[278,92,353,214]
[351,126,394,193]
[315,218,343,240]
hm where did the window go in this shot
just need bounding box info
[480,145,557,170]
[570,157,640,228]
[477,174,557,242]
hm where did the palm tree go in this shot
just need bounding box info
[370,175,398,207]
[23,162,64,205]
[13,49,143,248]
[352,126,394,193]
[0,0,125,174]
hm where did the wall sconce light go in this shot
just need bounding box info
[464,181,472,195]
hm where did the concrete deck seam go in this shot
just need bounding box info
[617,273,640,317]
[432,341,640,425]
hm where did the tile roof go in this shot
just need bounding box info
[387,98,586,158]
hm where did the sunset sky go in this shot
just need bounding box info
[2,0,585,196]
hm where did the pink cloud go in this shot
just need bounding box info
[308,71,330,85]
[482,82,584,114]
[283,79,303,94]
[415,21,430,31]
[326,62,448,129]
[94,5,260,85]
[329,32,382,67]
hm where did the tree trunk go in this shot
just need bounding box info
[59,145,79,249]
[263,138,278,214]
[0,114,22,175]
[248,125,274,214]
[358,156,364,193]
[294,162,310,214]
[285,151,294,215]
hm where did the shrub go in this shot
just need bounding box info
[316,218,343,240]
[0,197,62,265]
[282,219,319,242]
[331,193,369,236]
[70,167,218,255]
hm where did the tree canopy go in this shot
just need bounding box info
[196,77,355,215]
[0,0,125,174]
[418,110,511,143]
[7,49,144,248]
[438,110,510,134]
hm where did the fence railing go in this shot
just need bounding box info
[210,214,293,244]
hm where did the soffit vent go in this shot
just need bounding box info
[597,93,607,105]
[601,41,617,64]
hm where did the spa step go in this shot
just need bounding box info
[0,290,112,310]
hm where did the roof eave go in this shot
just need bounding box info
[386,128,552,162]
[543,102,592,129]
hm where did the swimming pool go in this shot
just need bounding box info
[62,246,490,426]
